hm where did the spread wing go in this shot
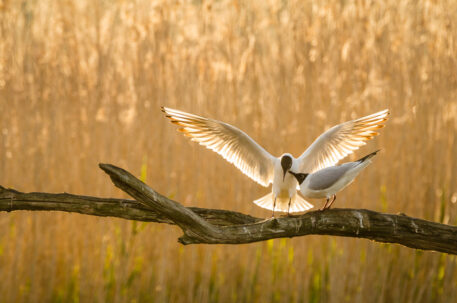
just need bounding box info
[162,107,276,187]
[298,109,389,173]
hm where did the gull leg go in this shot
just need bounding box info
[272,197,277,217]
[287,198,292,216]
[321,198,330,211]
[326,195,337,209]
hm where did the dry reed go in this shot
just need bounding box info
[1,0,457,302]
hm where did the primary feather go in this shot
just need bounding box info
[162,107,276,187]
[298,109,389,173]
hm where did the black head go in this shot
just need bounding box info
[288,171,309,185]
[280,155,293,181]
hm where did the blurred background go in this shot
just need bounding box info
[1,0,457,302]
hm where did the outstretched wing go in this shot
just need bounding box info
[298,109,389,173]
[162,107,276,187]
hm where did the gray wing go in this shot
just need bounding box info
[297,110,389,173]
[162,107,276,187]
[307,163,357,190]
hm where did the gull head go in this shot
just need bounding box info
[288,171,309,185]
[280,154,293,181]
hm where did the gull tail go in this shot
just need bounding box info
[253,193,314,213]
[289,195,315,213]
[343,149,380,181]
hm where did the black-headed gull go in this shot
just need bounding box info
[289,150,380,210]
[162,107,388,216]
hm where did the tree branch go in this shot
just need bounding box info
[1,163,456,255]
[0,186,258,226]
[98,164,457,254]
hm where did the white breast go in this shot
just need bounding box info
[272,159,299,199]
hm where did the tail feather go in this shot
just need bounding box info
[292,195,314,213]
[253,193,275,210]
[342,150,379,182]
[253,193,314,213]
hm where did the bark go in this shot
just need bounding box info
[0,164,456,255]
[0,187,258,226]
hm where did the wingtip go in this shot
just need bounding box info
[162,106,181,114]
[357,149,381,162]
[378,109,390,118]
[370,149,382,155]
[371,149,382,158]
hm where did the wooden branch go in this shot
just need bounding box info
[1,163,456,255]
[98,164,457,254]
[0,186,258,226]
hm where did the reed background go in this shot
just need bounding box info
[1,0,457,302]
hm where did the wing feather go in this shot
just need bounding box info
[162,107,276,186]
[298,109,389,173]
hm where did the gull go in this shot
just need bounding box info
[289,150,380,210]
[162,107,389,216]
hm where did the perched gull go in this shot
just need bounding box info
[162,107,389,216]
[289,150,380,210]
